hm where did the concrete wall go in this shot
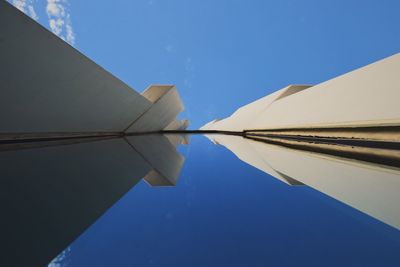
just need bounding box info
[0,2,153,133]
[0,2,187,135]
[201,85,312,131]
[126,85,184,133]
[202,54,400,131]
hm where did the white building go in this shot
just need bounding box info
[202,54,400,143]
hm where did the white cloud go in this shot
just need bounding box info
[11,0,39,21]
[49,18,64,35]
[48,247,71,267]
[27,4,39,20]
[46,0,75,46]
[46,0,65,17]
[65,15,75,44]
[12,0,26,12]
[9,0,74,45]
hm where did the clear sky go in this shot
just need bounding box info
[51,135,400,266]
[9,0,400,129]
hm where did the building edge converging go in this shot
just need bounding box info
[201,53,400,140]
[0,5,190,266]
[201,53,400,167]
[200,54,400,229]
[0,1,189,142]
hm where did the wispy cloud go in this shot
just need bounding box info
[46,0,75,45]
[11,0,39,20]
[48,247,71,267]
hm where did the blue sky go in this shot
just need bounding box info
[9,0,400,129]
[52,135,400,266]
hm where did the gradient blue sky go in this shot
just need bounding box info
[57,135,400,266]
[11,0,400,128]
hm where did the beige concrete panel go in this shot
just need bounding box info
[142,84,174,102]
[250,54,400,130]
[200,119,220,130]
[126,86,184,132]
[203,90,285,131]
[0,2,151,133]
[201,85,312,131]
[273,85,313,101]
[202,54,399,131]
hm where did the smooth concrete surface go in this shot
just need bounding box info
[207,134,400,230]
[141,84,175,102]
[200,92,278,131]
[0,135,185,267]
[125,86,185,133]
[0,3,187,135]
[0,1,151,133]
[202,54,400,131]
[201,85,312,131]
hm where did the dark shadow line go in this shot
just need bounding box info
[245,133,400,150]
[245,136,400,169]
